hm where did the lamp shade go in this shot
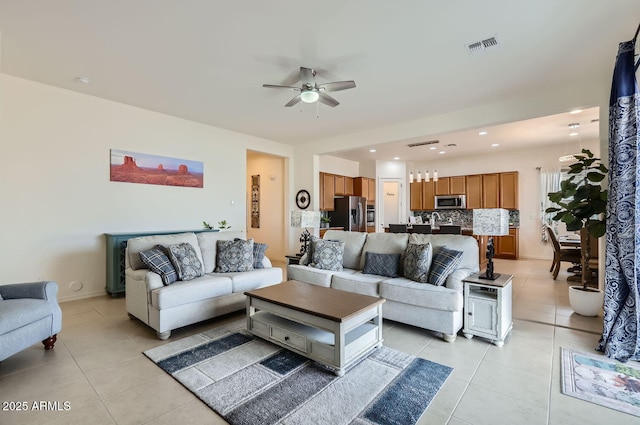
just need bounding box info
[291,210,320,228]
[472,208,510,236]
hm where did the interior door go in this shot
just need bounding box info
[380,179,403,231]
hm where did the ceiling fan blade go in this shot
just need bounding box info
[318,81,356,92]
[263,84,299,90]
[318,93,339,107]
[285,95,302,107]
[300,67,315,86]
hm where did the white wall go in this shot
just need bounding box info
[318,155,359,176]
[246,152,286,260]
[404,139,600,260]
[0,74,293,301]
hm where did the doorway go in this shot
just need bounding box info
[378,178,404,231]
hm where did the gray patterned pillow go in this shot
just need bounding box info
[253,242,268,269]
[139,245,178,285]
[167,243,204,281]
[363,252,401,277]
[215,239,255,272]
[403,243,433,283]
[428,247,463,286]
[309,238,345,271]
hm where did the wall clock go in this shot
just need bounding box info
[296,190,310,209]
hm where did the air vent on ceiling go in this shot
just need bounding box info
[465,35,500,55]
[407,140,440,148]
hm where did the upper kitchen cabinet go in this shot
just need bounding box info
[465,174,483,209]
[434,176,465,195]
[320,172,335,211]
[499,172,519,209]
[345,177,354,196]
[354,177,375,205]
[410,182,422,211]
[421,180,436,210]
[482,173,500,208]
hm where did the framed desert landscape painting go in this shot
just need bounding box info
[110,149,204,188]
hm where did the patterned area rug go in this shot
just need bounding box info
[144,321,452,425]
[561,347,640,417]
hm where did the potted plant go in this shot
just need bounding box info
[546,149,607,316]
[218,220,231,231]
[320,216,331,229]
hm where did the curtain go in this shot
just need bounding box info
[539,167,562,241]
[597,33,640,362]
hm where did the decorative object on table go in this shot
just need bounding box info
[217,220,231,231]
[251,175,260,228]
[144,320,452,425]
[291,210,320,255]
[546,149,607,316]
[561,347,640,417]
[473,208,510,280]
[109,149,203,188]
[598,26,640,363]
[295,189,311,209]
[320,216,331,228]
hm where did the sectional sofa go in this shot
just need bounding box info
[287,230,479,342]
[125,231,282,339]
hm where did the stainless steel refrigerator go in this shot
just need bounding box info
[329,196,367,232]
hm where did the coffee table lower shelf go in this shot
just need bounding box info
[246,302,382,375]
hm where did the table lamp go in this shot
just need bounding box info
[291,210,321,255]
[473,208,510,280]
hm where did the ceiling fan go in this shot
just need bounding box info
[263,67,356,108]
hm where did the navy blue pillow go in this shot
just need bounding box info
[428,247,463,286]
[363,252,402,278]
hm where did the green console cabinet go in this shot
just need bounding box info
[105,229,219,296]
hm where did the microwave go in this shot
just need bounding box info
[435,195,466,210]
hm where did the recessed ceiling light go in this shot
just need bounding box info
[570,109,583,114]
[369,149,376,153]
[491,143,500,147]
[568,123,580,129]
[393,157,400,160]
[479,131,488,136]
[569,132,579,137]
[75,76,90,84]
[429,147,437,150]
[438,151,445,154]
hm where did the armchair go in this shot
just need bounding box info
[0,281,62,361]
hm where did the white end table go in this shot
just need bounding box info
[462,273,513,347]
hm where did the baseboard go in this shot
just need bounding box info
[58,289,110,303]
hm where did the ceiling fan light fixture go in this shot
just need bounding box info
[300,90,319,103]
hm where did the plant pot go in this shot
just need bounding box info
[568,286,604,316]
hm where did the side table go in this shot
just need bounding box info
[462,273,513,347]
[285,255,302,265]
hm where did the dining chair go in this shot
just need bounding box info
[388,224,408,233]
[411,224,432,234]
[580,228,599,287]
[437,225,462,234]
[546,226,582,280]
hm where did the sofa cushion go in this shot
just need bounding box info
[331,272,384,297]
[127,232,204,271]
[197,231,246,273]
[403,243,433,283]
[287,265,356,287]
[151,275,233,309]
[363,252,402,278]
[409,234,479,272]
[0,299,54,335]
[428,247,463,286]
[380,278,463,312]
[167,243,205,281]
[359,233,409,269]
[309,238,345,271]
[139,246,178,285]
[220,268,283,293]
[215,239,255,273]
[321,230,368,269]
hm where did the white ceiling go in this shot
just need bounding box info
[1,1,638,161]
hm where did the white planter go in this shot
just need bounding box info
[568,286,604,317]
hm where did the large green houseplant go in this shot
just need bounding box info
[546,149,607,315]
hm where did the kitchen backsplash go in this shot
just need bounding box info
[413,209,520,228]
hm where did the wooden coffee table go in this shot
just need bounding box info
[244,280,385,375]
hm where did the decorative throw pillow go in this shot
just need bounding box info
[428,247,463,286]
[139,245,178,285]
[363,252,402,278]
[235,238,268,269]
[309,238,345,271]
[215,239,255,272]
[166,243,204,281]
[403,243,433,283]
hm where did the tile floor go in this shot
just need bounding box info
[1,258,638,425]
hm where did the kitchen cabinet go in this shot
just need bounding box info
[334,175,345,196]
[482,173,500,208]
[495,228,519,259]
[435,177,451,195]
[410,182,423,211]
[421,180,436,210]
[345,177,354,196]
[367,178,375,205]
[473,234,489,271]
[499,172,519,209]
[320,172,336,211]
[354,177,375,205]
[466,175,483,209]
[449,176,466,195]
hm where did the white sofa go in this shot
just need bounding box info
[287,230,479,342]
[125,231,282,339]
